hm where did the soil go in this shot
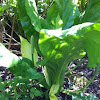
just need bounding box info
[72,58,100,99]
[0,56,100,100]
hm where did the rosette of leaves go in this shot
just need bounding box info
[0,0,100,100]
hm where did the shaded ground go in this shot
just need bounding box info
[0,57,100,99]
[74,58,100,99]
[0,30,100,99]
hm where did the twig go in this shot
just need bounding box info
[5,32,20,44]
[3,43,20,46]
[65,59,85,75]
[36,0,38,6]
[4,21,19,37]
[3,39,9,43]
[8,15,15,50]
[11,50,21,55]
[41,0,54,17]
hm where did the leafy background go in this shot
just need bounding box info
[0,0,100,100]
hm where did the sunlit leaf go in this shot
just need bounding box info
[20,36,32,60]
[0,43,43,80]
[17,0,38,40]
[55,0,80,29]
[0,43,19,67]
[46,3,60,29]
[25,0,41,32]
[38,22,100,96]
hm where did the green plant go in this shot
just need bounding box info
[0,0,100,100]
[65,92,99,100]
[0,75,44,99]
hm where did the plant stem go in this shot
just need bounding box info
[63,64,100,94]
[65,59,85,75]
[78,64,100,92]
[8,15,15,50]
[31,35,34,63]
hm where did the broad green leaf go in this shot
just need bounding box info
[17,0,38,40]
[54,14,63,29]
[64,90,99,99]
[39,22,100,95]
[46,3,59,23]
[55,0,80,29]
[25,0,41,32]
[40,18,50,29]
[20,36,38,67]
[40,22,93,39]
[68,92,99,100]
[82,0,100,22]
[0,43,19,67]
[83,22,100,67]
[20,36,32,60]
[0,43,42,80]
[25,0,49,31]
[17,0,42,55]
[46,3,62,29]
[50,14,63,29]
[39,24,87,88]
[39,22,100,68]
[9,57,43,79]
